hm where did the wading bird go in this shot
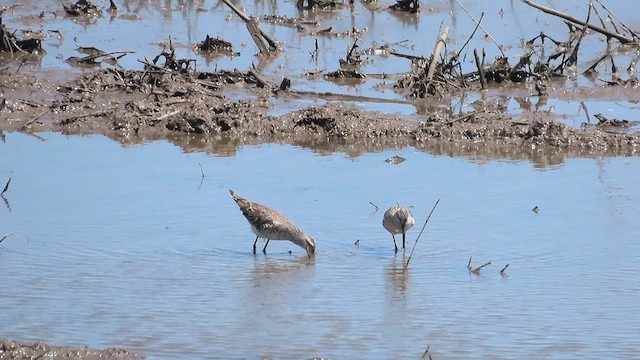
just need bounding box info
[229,190,316,258]
[382,206,415,252]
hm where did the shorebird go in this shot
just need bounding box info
[229,190,316,258]
[382,206,415,252]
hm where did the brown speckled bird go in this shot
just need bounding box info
[229,190,316,258]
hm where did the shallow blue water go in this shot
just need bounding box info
[1,132,639,359]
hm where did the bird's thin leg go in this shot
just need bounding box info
[402,232,406,250]
[262,239,270,254]
[392,235,398,253]
[253,236,259,254]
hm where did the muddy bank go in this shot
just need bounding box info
[0,338,141,360]
[1,68,638,161]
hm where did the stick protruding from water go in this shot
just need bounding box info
[404,199,441,269]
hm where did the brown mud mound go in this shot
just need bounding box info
[1,67,639,158]
[0,338,141,360]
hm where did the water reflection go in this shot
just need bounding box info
[386,254,410,303]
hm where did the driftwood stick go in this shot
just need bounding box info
[155,109,182,121]
[220,0,278,50]
[249,68,272,88]
[523,0,635,44]
[593,0,640,40]
[426,27,449,82]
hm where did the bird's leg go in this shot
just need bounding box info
[392,235,398,253]
[262,239,270,254]
[253,236,259,254]
[402,232,406,250]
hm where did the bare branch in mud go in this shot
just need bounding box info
[454,0,504,56]
[473,49,486,90]
[155,110,182,121]
[593,0,640,41]
[426,27,449,83]
[2,177,10,195]
[456,12,484,59]
[248,68,272,88]
[220,0,278,53]
[523,0,635,44]
[405,199,441,269]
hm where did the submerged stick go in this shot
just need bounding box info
[404,199,441,269]
[523,0,635,44]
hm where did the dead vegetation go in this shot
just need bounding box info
[1,1,640,159]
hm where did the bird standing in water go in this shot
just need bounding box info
[382,206,415,252]
[229,190,316,258]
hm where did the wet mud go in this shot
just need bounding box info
[0,338,140,360]
[2,67,639,160]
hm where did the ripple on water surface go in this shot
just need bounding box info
[0,133,639,359]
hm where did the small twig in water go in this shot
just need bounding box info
[500,264,510,277]
[421,345,433,360]
[369,201,379,211]
[467,256,473,271]
[1,177,10,195]
[198,162,205,179]
[471,261,492,275]
[405,199,441,269]
[354,239,360,246]
[0,233,14,244]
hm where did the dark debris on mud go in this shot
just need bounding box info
[1,64,639,159]
[1,1,640,161]
[0,338,141,360]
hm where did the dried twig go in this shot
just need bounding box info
[405,199,441,269]
[369,201,379,211]
[500,264,510,277]
[454,0,504,56]
[421,345,433,360]
[0,232,14,243]
[198,162,205,180]
[523,0,635,44]
[471,261,492,275]
[1,177,10,195]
